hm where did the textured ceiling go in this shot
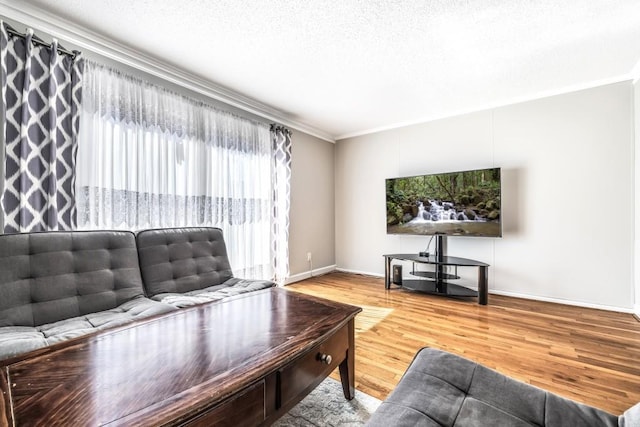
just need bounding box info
[6,0,640,139]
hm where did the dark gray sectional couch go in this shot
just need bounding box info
[366,347,640,427]
[0,227,275,361]
[137,227,275,308]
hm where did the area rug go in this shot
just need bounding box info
[272,377,382,427]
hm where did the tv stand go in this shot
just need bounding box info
[383,241,489,305]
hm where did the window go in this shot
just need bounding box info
[76,60,288,281]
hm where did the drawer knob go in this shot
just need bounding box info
[317,353,332,365]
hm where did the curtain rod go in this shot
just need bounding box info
[5,26,79,59]
[270,124,292,135]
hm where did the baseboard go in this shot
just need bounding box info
[335,267,384,278]
[284,265,337,285]
[634,303,640,321]
[487,290,635,314]
[333,268,634,313]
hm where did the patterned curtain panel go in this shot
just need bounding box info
[271,125,292,285]
[0,23,82,233]
[77,60,280,280]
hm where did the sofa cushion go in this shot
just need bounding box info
[0,297,176,360]
[0,327,48,360]
[136,227,236,297]
[152,277,275,308]
[366,348,618,427]
[0,231,147,328]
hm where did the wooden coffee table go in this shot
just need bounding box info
[0,288,361,426]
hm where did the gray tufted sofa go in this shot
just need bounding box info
[0,230,177,361]
[0,227,276,361]
[366,347,640,427]
[136,227,276,308]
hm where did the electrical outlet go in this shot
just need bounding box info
[307,252,312,262]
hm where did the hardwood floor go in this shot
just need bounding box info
[286,272,640,415]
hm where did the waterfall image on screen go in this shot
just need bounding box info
[386,168,502,237]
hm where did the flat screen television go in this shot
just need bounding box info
[386,167,502,237]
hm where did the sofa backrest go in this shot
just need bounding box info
[136,227,234,297]
[0,231,145,327]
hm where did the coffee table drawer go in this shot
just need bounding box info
[186,381,264,427]
[278,324,348,409]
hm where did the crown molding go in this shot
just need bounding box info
[0,1,335,143]
[336,74,636,140]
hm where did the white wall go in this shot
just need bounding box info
[336,82,635,311]
[634,77,640,316]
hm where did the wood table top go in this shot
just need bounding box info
[0,288,361,426]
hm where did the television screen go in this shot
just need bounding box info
[386,167,502,237]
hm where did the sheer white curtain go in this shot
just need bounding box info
[76,60,280,280]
